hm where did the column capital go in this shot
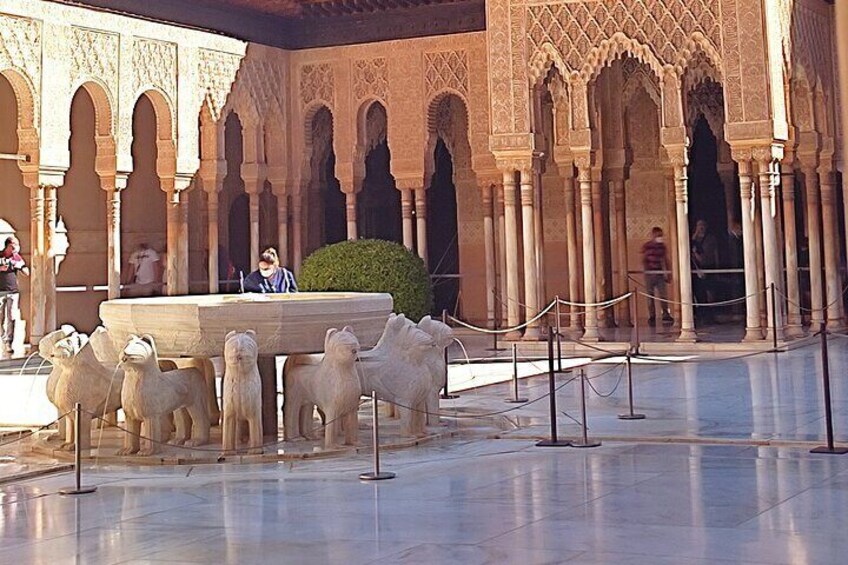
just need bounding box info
[752,144,785,167]
[572,150,595,173]
[663,145,689,169]
[395,176,424,192]
[36,166,67,190]
[241,162,267,194]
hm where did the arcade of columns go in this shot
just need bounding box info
[1,0,847,347]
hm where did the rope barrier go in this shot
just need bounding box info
[775,284,848,315]
[0,411,72,449]
[637,288,765,308]
[449,299,557,334]
[556,293,632,309]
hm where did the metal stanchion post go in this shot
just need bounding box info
[555,297,563,372]
[631,286,641,355]
[618,352,645,420]
[536,329,571,447]
[770,282,778,351]
[570,368,601,448]
[59,403,97,495]
[440,310,459,399]
[360,391,397,480]
[487,290,505,352]
[505,343,528,403]
[812,324,848,454]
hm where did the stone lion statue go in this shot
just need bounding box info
[283,326,361,448]
[417,315,454,425]
[39,324,77,441]
[118,335,210,456]
[49,330,123,452]
[222,330,263,453]
[357,314,436,437]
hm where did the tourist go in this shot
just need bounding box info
[641,227,673,327]
[126,242,162,297]
[244,248,297,294]
[0,236,29,354]
[691,219,719,323]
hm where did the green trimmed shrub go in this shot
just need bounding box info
[299,239,433,321]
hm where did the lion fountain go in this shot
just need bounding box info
[283,326,361,448]
[222,330,263,453]
[118,335,210,456]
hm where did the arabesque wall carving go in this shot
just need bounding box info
[198,48,244,120]
[0,13,42,124]
[132,38,177,106]
[300,63,334,106]
[424,50,469,99]
[353,57,388,102]
[69,27,119,113]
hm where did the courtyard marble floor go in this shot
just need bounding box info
[3,329,848,563]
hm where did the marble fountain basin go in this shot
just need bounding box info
[99,292,393,357]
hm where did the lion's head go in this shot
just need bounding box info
[324,326,360,364]
[39,324,76,361]
[120,334,158,366]
[224,330,259,367]
[417,316,453,349]
[51,332,88,361]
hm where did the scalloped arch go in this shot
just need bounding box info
[580,33,665,83]
[528,43,569,88]
[0,67,36,130]
[73,80,114,138]
[674,32,723,81]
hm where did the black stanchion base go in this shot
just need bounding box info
[810,446,848,455]
[59,486,97,495]
[618,413,646,420]
[505,397,529,404]
[359,472,397,481]
[570,441,602,448]
[535,439,572,447]
[440,393,460,400]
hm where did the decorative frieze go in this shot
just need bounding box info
[353,57,388,102]
[198,48,243,120]
[424,50,468,98]
[300,63,334,107]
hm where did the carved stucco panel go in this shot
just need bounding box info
[526,0,722,76]
[487,0,513,135]
[300,62,334,107]
[509,4,529,133]
[736,0,769,123]
[388,51,424,173]
[69,27,119,111]
[0,13,42,124]
[198,48,243,120]
[132,38,177,104]
[353,57,388,102]
[791,0,835,92]
[424,50,468,98]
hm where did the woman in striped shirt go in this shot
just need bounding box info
[244,248,298,294]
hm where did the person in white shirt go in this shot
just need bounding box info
[125,242,162,297]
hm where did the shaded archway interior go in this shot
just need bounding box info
[359,102,401,243]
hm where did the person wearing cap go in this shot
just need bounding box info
[0,236,29,354]
[243,248,297,294]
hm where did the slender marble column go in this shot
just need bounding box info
[415,189,428,265]
[502,170,521,336]
[819,164,844,326]
[591,176,606,326]
[496,184,508,324]
[534,170,547,317]
[672,160,696,342]
[345,191,358,241]
[276,194,288,267]
[577,161,599,341]
[207,189,219,293]
[837,1,848,193]
[29,184,45,341]
[755,150,784,341]
[564,175,582,331]
[292,192,303,273]
[520,168,541,340]
[249,192,260,269]
[401,188,414,251]
[106,186,122,299]
[666,171,681,324]
[780,163,803,336]
[737,158,763,339]
[43,185,57,332]
[753,184,767,331]
[482,184,496,327]
[611,178,630,325]
[802,166,825,326]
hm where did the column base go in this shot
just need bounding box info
[676,327,697,343]
[743,328,765,342]
[581,326,600,343]
[505,330,523,341]
[826,319,845,331]
[783,324,805,340]
[522,326,542,341]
